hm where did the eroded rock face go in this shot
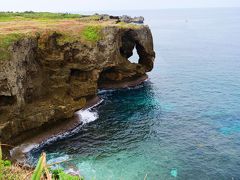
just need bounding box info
[0,25,155,144]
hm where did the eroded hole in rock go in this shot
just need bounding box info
[0,95,17,106]
[120,31,142,64]
[128,46,139,63]
[135,41,153,71]
[120,31,135,58]
[70,69,82,77]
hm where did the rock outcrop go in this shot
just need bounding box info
[0,24,155,144]
[97,14,145,24]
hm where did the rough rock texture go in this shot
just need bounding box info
[0,25,155,144]
[97,14,145,24]
[120,15,144,24]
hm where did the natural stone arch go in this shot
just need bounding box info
[120,30,154,71]
[128,46,139,63]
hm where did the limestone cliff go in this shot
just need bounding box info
[0,15,155,144]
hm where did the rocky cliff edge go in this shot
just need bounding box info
[0,12,155,144]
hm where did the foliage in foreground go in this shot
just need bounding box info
[0,144,83,180]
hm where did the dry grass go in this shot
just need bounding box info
[0,12,143,61]
[0,163,33,180]
[0,13,141,36]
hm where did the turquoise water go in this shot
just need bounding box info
[29,8,240,179]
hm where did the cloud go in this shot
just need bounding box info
[0,0,239,12]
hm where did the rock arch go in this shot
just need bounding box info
[120,30,154,72]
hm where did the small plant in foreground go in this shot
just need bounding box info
[31,152,83,180]
[0,144,83,180]
[51,168,83,180]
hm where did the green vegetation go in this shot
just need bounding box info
[0,26,103,61]
[116,21,141,29]
[31,152,46,180]
[0,12,142,61]
[31,152,83,180]
[82,26,102,42]
[57,25,102,45]
[80,15,100,21]
[51,169,83,180]
[0,33,24,61]
[0,143,31,180]
[56,33,80,46]
[0,144,84,180]
[0,12,82,22]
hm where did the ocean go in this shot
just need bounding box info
[29,8,240,179]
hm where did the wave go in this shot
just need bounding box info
[11,99,103,164]
[75,98,103,124]
[40,100,103,145]
[75,109,99,125]
[98,89,116,95]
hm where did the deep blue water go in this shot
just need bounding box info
[29,8,240,179]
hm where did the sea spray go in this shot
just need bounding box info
[11,99,103,166]
[75,109,99,124]
[39,101,103,146]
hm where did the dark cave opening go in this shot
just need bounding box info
[120,30,138,63]
[98,67,118,85]
[0,95,17,106]
[120,30,148,66]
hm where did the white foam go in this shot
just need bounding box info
[38,102,102,146]
[74,98,103,125]
[75,109,99,125]
[11,99,103,164]
[65,168,80,176]
[98,89,116,95]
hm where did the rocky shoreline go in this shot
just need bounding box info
[10,74,148,164]
[10,96,102,164]
[98,74,148,89]
[0,12,155,163]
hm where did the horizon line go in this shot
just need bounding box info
[1,6,240,13]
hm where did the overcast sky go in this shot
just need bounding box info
[1,0,240,12]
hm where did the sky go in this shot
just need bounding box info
[0,0,240,12]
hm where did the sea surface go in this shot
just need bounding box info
[29,8,240,179]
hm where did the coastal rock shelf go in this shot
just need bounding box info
[0,13,155,145]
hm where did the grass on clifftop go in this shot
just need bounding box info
[0,33,24,61]
[0,12,142,60]
[0,12,82,22]
[82,26,102,42]
[55,25,102,45]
